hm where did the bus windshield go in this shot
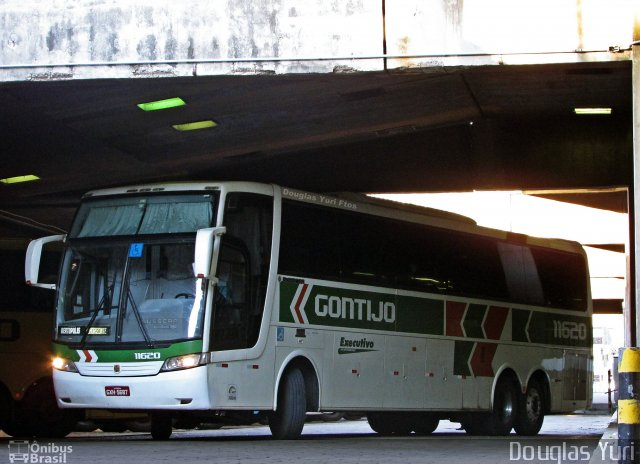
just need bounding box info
[55,240,206,346]
[55,192,217,346]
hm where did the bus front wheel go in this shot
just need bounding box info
[269,367,306,439]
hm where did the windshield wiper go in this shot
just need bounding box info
[114,252,155,348]
[79,287,111,348]
[126,287,154,348]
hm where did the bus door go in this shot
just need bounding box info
[562,350,590,407]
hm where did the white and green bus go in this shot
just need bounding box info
[25,181,592,439]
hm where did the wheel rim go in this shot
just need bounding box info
[525,388,541,422]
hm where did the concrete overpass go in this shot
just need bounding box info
[0,0,638,334]
[0,0,635,230]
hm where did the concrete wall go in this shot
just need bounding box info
[0,0,635,81]
[0,0,384,78]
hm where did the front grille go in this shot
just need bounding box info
[76,361,163,377]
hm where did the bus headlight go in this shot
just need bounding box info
[161,353,207,372]
[52,357,78,373]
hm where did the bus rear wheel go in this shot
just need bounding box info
[463,377,518,436]
[366,412,412,436]
[484,377,518,436]
[269,367,306,439]
[411,413,439,435]
[514,379,545,436]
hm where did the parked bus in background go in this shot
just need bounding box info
[25,182,592,439]
[0,238,79,437]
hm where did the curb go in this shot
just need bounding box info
[588,412,619,464]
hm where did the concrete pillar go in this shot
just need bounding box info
[633,14,640,346]
[618,348,640,463]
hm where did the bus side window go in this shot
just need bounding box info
[497,242,544,306]
[211,193,273,351]
[530,247,588,311]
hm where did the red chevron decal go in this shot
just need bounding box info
[484,306,509,340]
[293,284,309,324]
[446,301,466,337]
[470,342,498,377]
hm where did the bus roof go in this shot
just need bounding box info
[81,181,585,256]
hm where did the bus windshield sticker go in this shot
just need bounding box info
[128,243,144,258]
[58,326,111,336]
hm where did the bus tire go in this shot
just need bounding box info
[17,378,77,438]
[367,413,394,435]
[269,367,306,439]
[514,379,545,436]
[484,377,518,436]
[150,413,173,440]
[412,413,439,435]
[367,412,412,436]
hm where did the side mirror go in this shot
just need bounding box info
[25,234,65,289]
[194,227,226,279]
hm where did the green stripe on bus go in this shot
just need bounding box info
[454,341,474,376]
[53,339,203,363]
[280,279,591,347]
[527,312,592,348]
[463,304,486,339]
[512,309,530,343]
[279,280,444,335]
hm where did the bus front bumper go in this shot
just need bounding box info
[53,365,210,410]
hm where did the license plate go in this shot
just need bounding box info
[105,386,130,397]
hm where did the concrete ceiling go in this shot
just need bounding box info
[0,60,632,237]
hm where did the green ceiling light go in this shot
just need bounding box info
[0,175,40,185]
[172,120,218,131]
[137,97,186,112]
[574,108,612,115]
